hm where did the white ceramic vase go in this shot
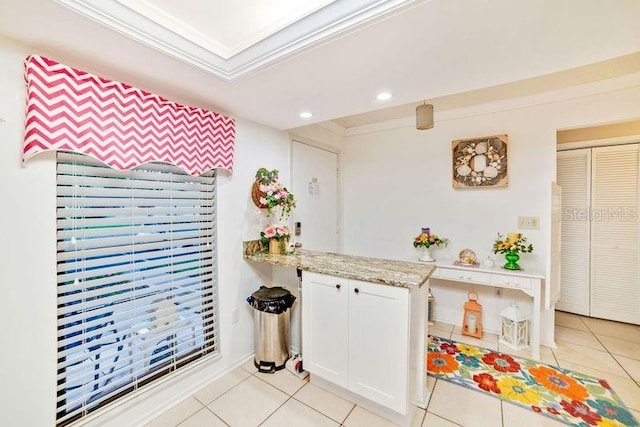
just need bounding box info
[419,247,435,262]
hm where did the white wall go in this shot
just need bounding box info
[341,78,640,332]
[0,37,292,426]
[342,79,640,267]
[0,40,57,427]
[342,112,553,268]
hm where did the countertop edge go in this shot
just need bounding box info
[243,249,435,289]
[301,263,434,288]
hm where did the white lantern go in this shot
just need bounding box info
[499,303,529,351]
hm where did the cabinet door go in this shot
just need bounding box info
[348,279,409,414]
[302,271,349,387]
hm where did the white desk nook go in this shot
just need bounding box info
[430,260,557,360]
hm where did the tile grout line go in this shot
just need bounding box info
[199,406,231,427]
[426,411,463,426]
[558,315,640,390]
[194,371,253,406]
[290,394,352,425]
[416,405,427,427]
[257,395,295,426]
[424,377,437,410]
[251,370,309,395]
[208,368,335,426]
[582,316,640,346]
[249,371,312,426]
[340,404,357,426]
[581,316,640,385]
[424,380,463,426]
[196,374,253,425]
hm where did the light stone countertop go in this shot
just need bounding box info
[244,246,436,289]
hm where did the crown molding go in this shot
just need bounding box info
[55,0,423,81]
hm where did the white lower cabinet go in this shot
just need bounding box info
[302,271,411,414]
[302,273,349,387]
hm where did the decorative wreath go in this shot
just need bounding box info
[250,168,296,219]
[452,135,508,188]
[252,180,267,208]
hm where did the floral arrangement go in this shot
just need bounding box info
[260,224,291,246]
[492,232,534,254]
[413,228,449,249]
[255,168,296,219]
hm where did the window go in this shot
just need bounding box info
[56,153,218,425]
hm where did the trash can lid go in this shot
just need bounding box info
[247,286,296,314]
[251,286,291,302]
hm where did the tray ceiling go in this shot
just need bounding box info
[54,0,418,81]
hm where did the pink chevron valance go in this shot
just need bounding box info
[23,55,235,175]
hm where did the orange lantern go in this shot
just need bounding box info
[462,291,483,339]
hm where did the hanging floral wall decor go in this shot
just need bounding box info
[251,168,296,219]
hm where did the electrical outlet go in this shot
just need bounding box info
[231,308,239,324]
[518,216,540,230]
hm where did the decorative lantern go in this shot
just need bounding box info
[461,291,483,339]
[499,303,530,350]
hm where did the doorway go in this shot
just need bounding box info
[556,144,640,324]
[291,139,339,252]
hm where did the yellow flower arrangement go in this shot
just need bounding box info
[492,232,533,254]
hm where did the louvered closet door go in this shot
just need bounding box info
[556,150,591,315]
[591,145,640,324]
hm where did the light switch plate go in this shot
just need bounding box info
[518,216,540,230]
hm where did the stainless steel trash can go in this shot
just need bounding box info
[247,286,296,373]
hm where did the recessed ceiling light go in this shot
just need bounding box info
[376,92,392,101]
[299,111,313,119]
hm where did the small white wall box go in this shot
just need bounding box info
[499,303,530,351]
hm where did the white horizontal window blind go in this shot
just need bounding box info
[56,153,218,425]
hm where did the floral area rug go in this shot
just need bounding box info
[427,336,639,426]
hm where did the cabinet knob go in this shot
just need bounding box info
[354,288,360,294]
[336,284,341,290]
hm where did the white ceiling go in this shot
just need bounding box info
[1,0,639,131]
[147,0,337,59]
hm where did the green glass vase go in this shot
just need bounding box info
[503,250,521,270]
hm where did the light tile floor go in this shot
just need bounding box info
[146,312,640,426]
